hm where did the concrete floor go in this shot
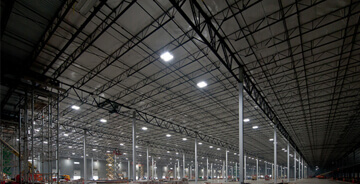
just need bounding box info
[188,178,351,184]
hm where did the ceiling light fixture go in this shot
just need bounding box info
[142,127,148,130]
[182,138,187,141]
[166,134,171,137]
[217,148,221,150]
[100,119,107,123]
[197,81,207,88]
[72,153,75,155]
[252,126,259,129]
[269,139,274,141]
[198,142,202,145]
[160,52,174,62]
[244,118,250,122]
[69,146,72,148]
[64,134,69,137]
[209,146,213,148]
[71,105,80,110]
[120,143,124,146]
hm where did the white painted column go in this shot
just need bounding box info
[235,162,238,179]
[274,127,277,184]
[256,158,258,180]
[211,163,213,179]
[298,156,301,179]
[183,154,185,178]
[238,69,244,183]
[174,163,177,179]
[206,157,209,180]
[294,151,297,181]
[132,111,136,181]
[128,160,130,179]
[195,138,198,184]
[287,143,290,182]
[265,162,267,176]
[226,149,228,182]
[147,147,149,180]
[244,155,246,181]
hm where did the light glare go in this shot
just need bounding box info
[197,81,207,88]
[160,52,174,62]
[71,105,80,110]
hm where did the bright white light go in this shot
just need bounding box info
[64,134,69,137]
[182,138,187,141]
[16,139,19,141]
[136,146,139,148]
[176,152,179,155]
[269,139,274,141]
[282,148,285,150]
[92,149,96,151]
[244,118,250,122]
[198,142,202,145]
[167,151,170,153]
[252,126,259,129]
[197,81,207,88]
[209,146,213,148]
[120,143,124,146]
[71,105,80,110]
[166,134,171,137]
[72,153,75,155]
[234,153,237,155]
[217,148,221,150]
[100,119,107,123]
[108,164,112,166]
[142,127,148,130]
[107,150,111,153]
[74,162,80,164]
[69,146,72,148]
[35,129,40,132]
[160,52,174,62]
[44,141,48,144]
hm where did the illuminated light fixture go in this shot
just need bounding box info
[120,143,124,146]
[282,148,285,150]
[69,146,72,148]
[136,146,139,148]
[107,150,110,153]
[269,139,274,141]
[86,154,88,156]
[72,153,75,155]
[217,148,221,150]
[176,152,179,155]
[244,118,250,122]
[209,146,213,148]
[35,129,40,132]
[197,81,207,88]
[123,153,127,155]
[100,119,107,123]
[71,105,80,110]
[44,141,48,144]
[198,142,202,145]
[160,52,174,62]
[182,138,187,141]
[142,127,148,130]
[167,151,170,153]
[252,126,259,129]
[16,139,19,141]
[166,134,171,137]
[74,162,80,164]
[92,149,96,151]
[64,134,69,137]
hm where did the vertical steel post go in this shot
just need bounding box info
[239,67,244,184]
[132,111,136,181]
[19,108,22,184]
[265,162,267,176]
[56,94,60,182]
[41,110,44,174]
[147,147,149,180]
[183,153,185,179]
[24,92,28,183]
[195,138,198,184]
[274,127,277,184]
[211,163,213,179]
[91,158,94,179]
[174,162,177,179]
[84,130,87,183]
[298,156,300,179]
[31,91,35,183]
[152,157,154,178]
[48,98,51,183]
[287,143,290,182]
[206,157,209,180]
[226,149,228,182]
[178,159,180,179]
[244,156,246,181]
[256,158,258,180]
[236,162,238,179]
[302,159,304,179]
[294,151,296,181]
[190,165,192,179]
[128,160,130,178]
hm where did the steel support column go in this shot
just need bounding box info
[31,91,35,182]
[56,94,60,181]
[152,157,154,179]
[239,67,244,184]
[294,151,297,181]
[91,157,94,179]
[132,111,136,181]
[287,143,290,182]
[211,163,213,179]
[206,157,208,180]
[195,138,198,184]
[175,162,177,179]
[274,127,277,184]
[236,162,238,179]
[265,162,267,176]
[183,154,185,179]
[128,160,130,178]
[147,147,149,180]
[298,157,301,179]
[256,158,258,180]
[84,130,87,183]
[244,156,246,181]
[302,159,304,179]
[226,149,228,182]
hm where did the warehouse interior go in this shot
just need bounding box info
[1,0,360,184]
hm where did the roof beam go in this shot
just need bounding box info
[169,0,308,163]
